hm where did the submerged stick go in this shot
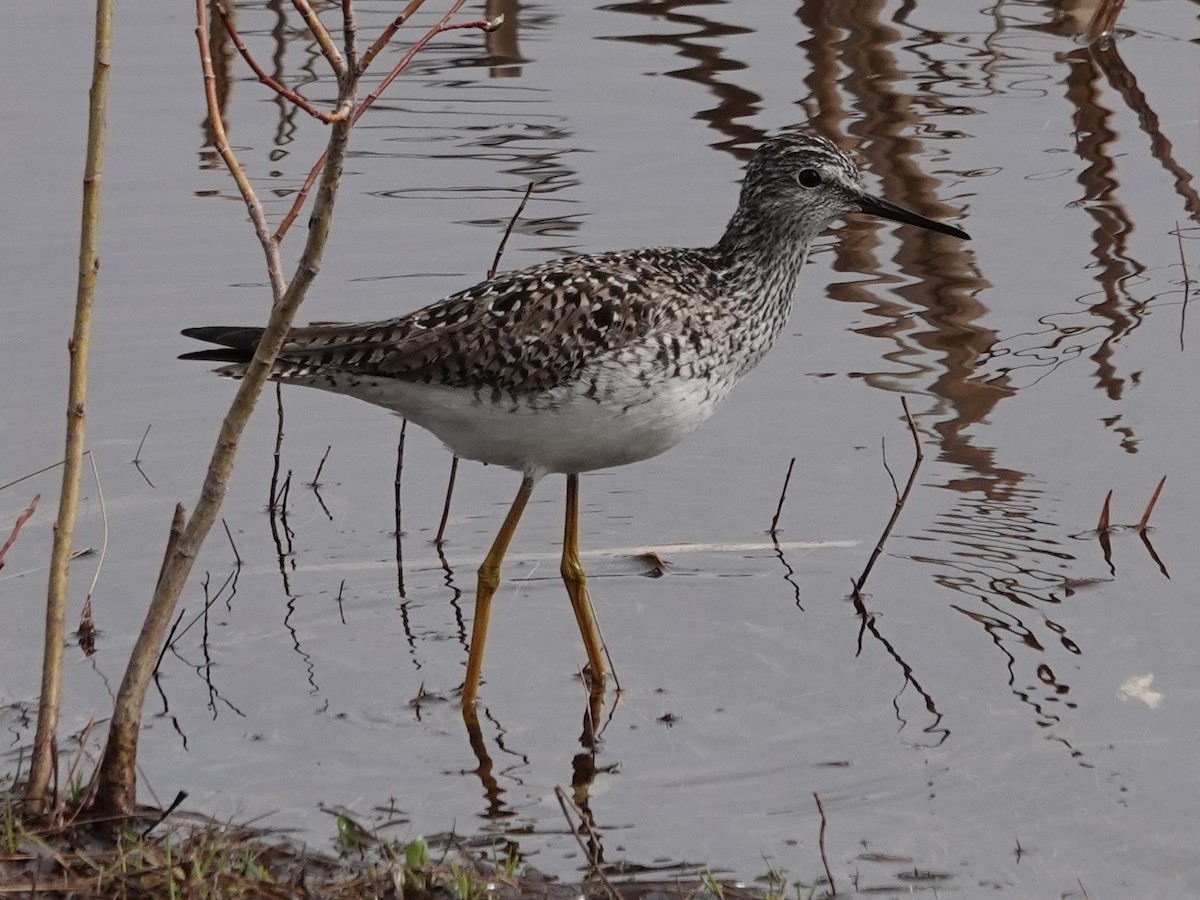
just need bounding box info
[1136,476,1166,532]
[768,456,796,536]
[814,791,837,895]
[851,397,924,600]
[1097,489,1113,532]
[438,181,536,545]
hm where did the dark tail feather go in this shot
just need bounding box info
[179,326,264,363]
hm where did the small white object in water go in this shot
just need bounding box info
[1117,673,1163,709]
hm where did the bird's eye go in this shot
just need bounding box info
[795,168,823,188]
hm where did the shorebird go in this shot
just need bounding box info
[182,131,969,709]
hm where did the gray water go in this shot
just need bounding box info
[3,1,1199,896]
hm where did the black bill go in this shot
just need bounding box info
[858,193,970,240]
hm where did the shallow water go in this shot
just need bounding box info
[3,1,1199,896]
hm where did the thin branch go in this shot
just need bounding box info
[554,786,619,900]
[1097,489,1113,532]
[215,2,348,123]
[1136,476,1166,532]
[0,495,40,570]
[1176,222,1191,351]
[851,397,924,600]
[438,179,535,544]
[488,181,535,278]
[291,0,346,76]
[434,456,459,548]
[91,0,350,816]
[768,456,796,537]
[813,791,837,896]
[358,0,428,74]
[340,0,359,72]
[133,423,152,462]
[308,445,332,487]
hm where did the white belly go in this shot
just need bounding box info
[289,359,735,477]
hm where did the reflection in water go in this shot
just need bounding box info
[461,687,613,859]
[485,0,523,78]
[980,34,1197,401]
[602,0,762,154]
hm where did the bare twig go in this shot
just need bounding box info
[133,424,152,462]
[2,460,70,493]
[214,3,349,123]
[81,450,109,610]
[768,456,796,536]
[1136,476,1166,532]
[851,397,923,600]
[26,0,113,813]
[1176,222,1191,351]
[488,181,535,278]
[340,0,359,72]
[292,0,347,76]
[0,495,40,570]
[395,420,407,598]
[309,445,332,487]
[813,791,837,895]
[1097,489,1113,532]
[221,517,242,566]
[434,456,459,547]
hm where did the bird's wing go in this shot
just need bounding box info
[276,249,715,393]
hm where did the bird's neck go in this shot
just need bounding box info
[711,202,814,309]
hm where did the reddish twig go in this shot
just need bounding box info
[0,494,40,570]
[341,0,359,72]
[1176,222,1191,351]
[275,4,502,241]
[554,786,618,900]
[1136,476,1166,532]
[214,3,348,123]
[1097,489,1113,532]
[434,456,459,548]
[358,0,428,74]
[851,397,924,600]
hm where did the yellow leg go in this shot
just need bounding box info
[463,475,536,709]
[562,474,607,684]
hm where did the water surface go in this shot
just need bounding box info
[2,1,1198,896]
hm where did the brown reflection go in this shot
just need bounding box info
[602,0,763,153]
[485,0,523,77]
[200,0,235,165]
[461,688,612,833]
[982,37,1197,404]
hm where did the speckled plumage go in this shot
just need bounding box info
[183,131,968,478]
